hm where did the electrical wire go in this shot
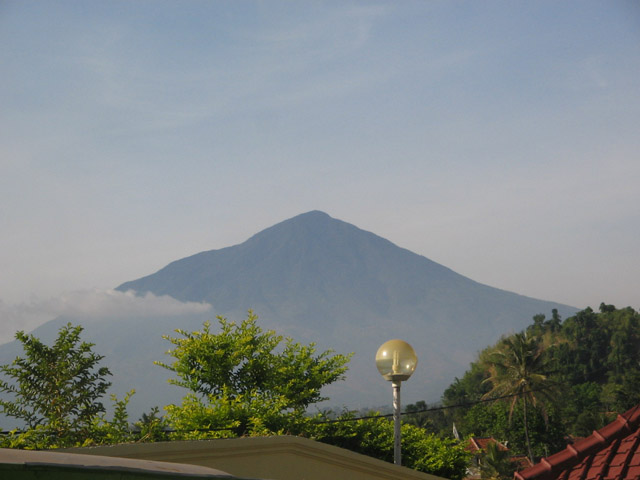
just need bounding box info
[0,387,555,435]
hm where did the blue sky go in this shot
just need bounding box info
[1,1,639,338]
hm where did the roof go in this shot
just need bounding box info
[467,437,509,453]
[465,437,532,471]
[63,435,447,480]
[515,405,640,480]
[0,447,242,479]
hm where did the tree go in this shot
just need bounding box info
[444,307,640,457]
[480,441,514,480]
[157,312,352,435]
[462,399,565,458]
[133,407,169,443]
[405,401,434,429]
[481,332,556,462]
[560,307,609,383]
[311,412,471,480]
[0,323,113,447]
[405,400,451,436]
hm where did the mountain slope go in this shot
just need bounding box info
[1,211,577,421]
[118,211,462,323]
[115,211,576,409]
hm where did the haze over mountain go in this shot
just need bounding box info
[0,211,577,419]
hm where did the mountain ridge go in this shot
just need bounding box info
[117,211,482,316]
[113,211,576,409]
[1,211,578,418]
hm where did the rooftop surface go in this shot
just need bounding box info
[0,447,242,479]
[516,405,640,480]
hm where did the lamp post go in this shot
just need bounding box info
[375,339,418,466]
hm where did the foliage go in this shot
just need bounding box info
[158,312,470,477]
[157,312,352,409]
[405,400,451,437]
[164,390,312,439]
[0,323,141,449]
[133,406,170,443]
[439,305,640,460]
[158,312,352,436]
[86,390,136,446]
[1,390,135,449]
[0,324,113,447]
[480,441,514,480]
[310,412,471,480]
[463,401,565,457]
[481,331,557,461]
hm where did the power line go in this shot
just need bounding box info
[315,387,554,424]
[0,386,567,436]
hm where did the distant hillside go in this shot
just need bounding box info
[1,211,577,420]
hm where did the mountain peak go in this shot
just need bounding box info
[55,212,578,414]
[250,210,335,237]
[296,210,331,219]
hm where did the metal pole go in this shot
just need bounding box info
[393,381,401,465]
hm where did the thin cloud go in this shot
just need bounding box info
[0,290,212,344]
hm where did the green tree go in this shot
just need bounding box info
[463,400,565,457]
[0,324,136,449]
[133,407,169,443]
[444,307,640,456]
[559,307,609,384]
[405,400,451,437]
[481,332,556,462]
[0,324,113,447]
[405,401,433,429]
[311,412,471,480]
[157,312,352,435]
[480,441,514,480]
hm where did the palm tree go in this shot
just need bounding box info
[481,331,555,463]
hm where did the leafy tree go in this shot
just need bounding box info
[481,332,557,462]
[559,307,609,384]
[85,390,136,446]
[405,400,451,437]
[547,309,562,333]
[158,312,352,435]
[613,368,640,411]
[558,382,605,437]
[442,361,491,432]
[405,401,433,429]
[164,389,314,439]
[1,391,135,449]
[480,441,514,480]
[311,412,471,480]
[133,407,169,443]
[443,306,640,460]
[0,324,113,447]
[463,400,565,457]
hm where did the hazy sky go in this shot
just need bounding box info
[1,1,639,339]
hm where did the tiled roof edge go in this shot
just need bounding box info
[515,405,640,480]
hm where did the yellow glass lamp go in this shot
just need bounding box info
[375,339,418,382]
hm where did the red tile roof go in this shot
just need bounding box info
[467,437,509,453]
[515,405,640,480]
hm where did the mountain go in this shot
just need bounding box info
[0,211,577,420]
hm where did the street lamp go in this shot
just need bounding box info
[375,339,418,466]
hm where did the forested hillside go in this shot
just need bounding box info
[415,304,640,462]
